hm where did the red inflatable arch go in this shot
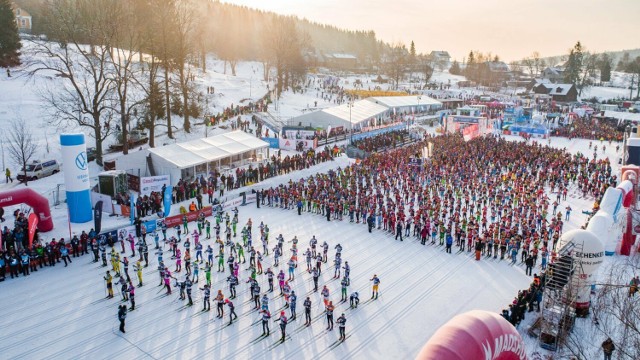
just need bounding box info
[416,310,527,360]
[0,188,54,232]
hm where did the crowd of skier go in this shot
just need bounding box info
[99,206,368,347]
[255,132,616,277]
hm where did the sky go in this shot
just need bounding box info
[221,0,640,61]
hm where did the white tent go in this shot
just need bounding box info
[146,131,269,183]
[294,100,389,129]
[292,95,442,129]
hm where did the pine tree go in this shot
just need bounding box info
[598,53,613,82]
[0,0,22,67]
[449,60,461,75]
[563,41,583,85]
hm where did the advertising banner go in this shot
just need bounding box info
[28,213,39,248]
[163,185,173,217]
[94,201,103,234]
[140,175,171,196]
[163,206,213,228]
[278,138,318,151]
[261,137,280,149]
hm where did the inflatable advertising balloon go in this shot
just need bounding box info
[416,310,527,360]
[557,229,604,314]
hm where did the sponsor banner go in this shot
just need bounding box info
[129,193,135,224]
[163,185,173,217]
[451,116,480,124]
[91,191,114,213]
[163,206,213,228]
[278,138,317,151]
[94,200,103,234]
[140,175,170,196]
[28,213,39,248]
[283,129,315,140]
[261,137,280,149]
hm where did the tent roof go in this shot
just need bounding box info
[366,95,442,108]
[148,131,268,168]
[322,100,389,125]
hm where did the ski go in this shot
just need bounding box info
[328,335,351,350]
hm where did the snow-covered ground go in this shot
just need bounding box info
[0,134,630,359]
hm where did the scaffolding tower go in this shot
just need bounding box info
[538,241,585,351]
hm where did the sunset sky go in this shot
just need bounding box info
[221,0,640,61]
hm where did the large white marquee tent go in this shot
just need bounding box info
[115,131,270,184]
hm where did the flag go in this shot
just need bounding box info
[163,185,173,217]
[94,200,103,234]
[130,192,135,225]
[28,213,39,248]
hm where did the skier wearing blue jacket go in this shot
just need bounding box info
[445,233,453,254]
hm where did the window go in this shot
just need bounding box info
[21,19,26,27]
[16,9,20,15]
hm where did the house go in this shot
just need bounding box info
[542,67,565,83]
[532,83,578,102]
[486,61,510,73]
[430,51,451,69]
[11,2,32,33]
[324,53,358,70]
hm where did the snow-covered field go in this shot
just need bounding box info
[0,134,630,359]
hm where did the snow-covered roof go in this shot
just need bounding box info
[148,131,269,169]
[329,53,357,60]
[534,83,574,96]
[603,110,640,122]
[366,95,442,108]
[430,51,450,58]
[323,100,389,124]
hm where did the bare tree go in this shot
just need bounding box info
[385,43,408,90]
[173,0,198,133]
[7,120,38,186]
[107,0,144,155]
[27,0,115,166]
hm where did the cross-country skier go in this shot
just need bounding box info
[118,305,127,333]
[134,260,143,287]
[337,314,347,340]
[322,241,329,263]
[341,276,348,302]
[326,301,335,330]
[104,271,114,298]
[266,268,274,292]
[128,281,136,310]
[276,311,288,341]
[226,299,238,325]
[200,284,211,311]
[370,275,380,300]
[290,290,297,320]
[260,309,271,335]
[321,285,330,307]
[312,267,320,292]
[304,297,312,325]
[215,290,225,318]
[350,292,359,308]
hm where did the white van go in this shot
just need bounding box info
[17,160,60,181]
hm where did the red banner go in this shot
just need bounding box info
[163,206,213,228]
[28,213,39,248]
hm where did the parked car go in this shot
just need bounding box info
[17,160,60,181]
[86,147,97,162]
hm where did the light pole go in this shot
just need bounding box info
[348,101,354,145]
[416,95,422,127]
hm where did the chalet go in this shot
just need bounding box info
[324,53,358,70]
[486,61,510,73]
[542,67,565,83]
[11,2,32,33]
[532,83,578,103]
